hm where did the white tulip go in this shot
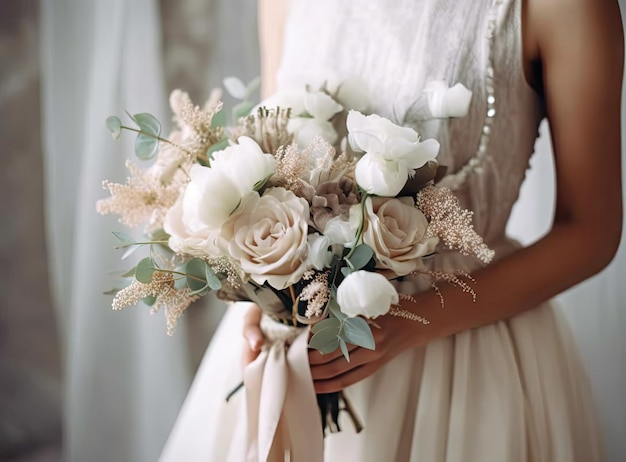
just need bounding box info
[336,270,399,318]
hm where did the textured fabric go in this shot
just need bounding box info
[160,0,604,460]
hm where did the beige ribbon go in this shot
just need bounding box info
[244,317,324,462]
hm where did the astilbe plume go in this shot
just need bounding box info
[169,89,223,157]
[416,185,495,264]
[112,271,200,335]
[97,160,183,232]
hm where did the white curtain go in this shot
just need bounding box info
[40,1,189,461]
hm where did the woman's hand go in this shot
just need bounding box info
[309,311,431,394]
[241,304,264,368]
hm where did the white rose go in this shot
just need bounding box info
[210,136,276,192]
[163,197,224,258]
[336,270,399,318]
[362,197,439,276]
[347,110,440,196]
[227,187,310,290]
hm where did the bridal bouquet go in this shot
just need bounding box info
[98,77,493,441]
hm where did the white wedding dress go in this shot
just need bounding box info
[160,0,604,460]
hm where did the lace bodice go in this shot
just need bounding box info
[277,0,545,243]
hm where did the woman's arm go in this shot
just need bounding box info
[309,0,624,393]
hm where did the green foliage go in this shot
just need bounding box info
[106,116,122,139]
[142,295,157,306]
[204,264,222,290]
[309,317,341,354]
[223,76,246,99]
[345,244,374,270]
[211,108,227,128]
[135,257,156,283]
[342,316,375,350]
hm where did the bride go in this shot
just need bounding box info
[162,0,623,460]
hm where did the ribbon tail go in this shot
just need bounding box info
[283,330,325,461]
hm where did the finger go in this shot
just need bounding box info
[241,339,261,368]
[313,357,387,394]
[242,304,264,352]
[308,343,358,365]
[310,347,381,381]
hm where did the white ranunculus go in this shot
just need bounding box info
[307,233,334,270]
[423,80,473,118]
[181,164,243,231]
[227,187,310,290]
[163,197,224,258]
[347,110,440,196]
[336,270,399,318]
[362,197,439,276]
[210,136,276,193]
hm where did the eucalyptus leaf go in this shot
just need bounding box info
[311,316,341,334]
[328,299,347,321]
[232,101,254,119]
[244,76,261,101]
[341,316,375,350]
[205,265,222,290]
[223,76,246,100]
[121,244,142,260]
[103,288,120,296]
[135,133,159,160]
[105,116,122,139]
[112,231,135,247]
[120,266,137,278]
[132,113,161,136]
[211,108,227,128]
[135,257,156,283]
[346,244,374,270]
[339,338,350,362]
[309,328,340,354]
[185,258,209,292]
[142,295,157,306]
[341,266,354,278]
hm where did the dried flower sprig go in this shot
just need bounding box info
[416,185,495,264]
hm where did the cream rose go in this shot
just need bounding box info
[336,270,399,318]
[227,187,310,289]
[362,196,439,276]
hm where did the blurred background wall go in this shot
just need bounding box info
[1,1,625,461]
